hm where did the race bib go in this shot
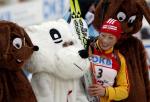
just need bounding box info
[90,55,117,87]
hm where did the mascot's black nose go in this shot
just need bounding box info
[33,46,39,51]
[78,49,89,59]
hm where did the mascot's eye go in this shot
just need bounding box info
[117,12,126,22]
[12,38,22,49]
[128,15,136,24]
[49,29,63,44]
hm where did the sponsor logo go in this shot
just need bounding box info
[90,55,112,67]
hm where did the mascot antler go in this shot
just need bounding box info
[136,0,150,24]
[93,0,124,30]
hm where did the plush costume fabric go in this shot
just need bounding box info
[0,21,37,102]
[93,0,150,102]
[24,19,90,102]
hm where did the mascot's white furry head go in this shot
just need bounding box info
[25,19,90,79]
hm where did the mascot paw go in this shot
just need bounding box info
[78,49,89,59]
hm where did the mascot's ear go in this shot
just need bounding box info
[93,0,124,30]
[136,0,150,24]
[0,24,10,59]
[130,13,143,34]
[22,28,34,47]
[22,28,39,51]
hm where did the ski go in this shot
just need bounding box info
[70,0,99,102]
[70,0,88,49]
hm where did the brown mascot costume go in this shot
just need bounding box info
[0,21,38,102]
[93,0,150,102]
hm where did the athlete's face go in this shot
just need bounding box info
[98,32,117,50]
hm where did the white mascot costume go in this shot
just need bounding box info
[24,19,90,102]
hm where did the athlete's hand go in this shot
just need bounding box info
[88,84,106,96]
